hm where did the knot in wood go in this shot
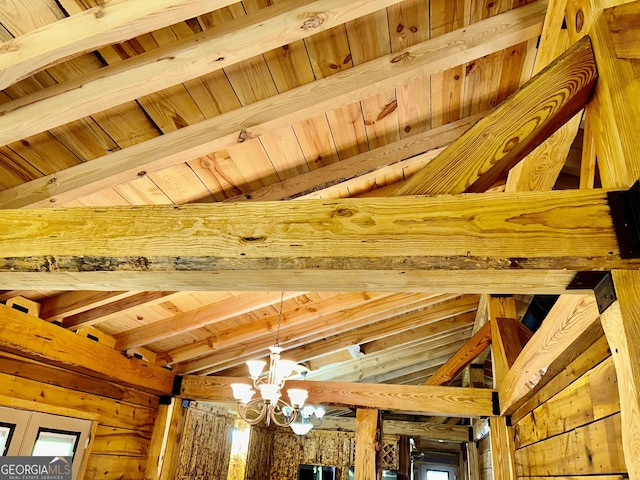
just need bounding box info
[300,14,325,30]
[390,52,411,64]
[330,208,354,218]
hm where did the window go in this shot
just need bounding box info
[32,428,81,458]
[0,422,15,456]
[426,470,450,480]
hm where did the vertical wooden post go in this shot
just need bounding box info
[489,296,520,388]
[157,398,188,480]
[600,270,640,480]
[466,441,480,480]
[355,408,381,480]
[144,401,171,480]
[489,417,515,480]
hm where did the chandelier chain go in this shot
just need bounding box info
[275,291,284,347]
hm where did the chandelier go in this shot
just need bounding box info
[230,295,325,435]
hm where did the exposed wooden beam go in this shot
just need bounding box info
[355,409,380,480]
[425,322,492,386]
[604,1,640,59]
[227,114,483,202]
[601,270,640,480]
[394,36,597,196]
[171,292,398,373]
[0,0,238,90]
[316,417,470,443]
[62,291,178,328]
[0,189,636,293]
[505,0,580,193]
[489,417,516,480]
[179,375,497,417]
[158,292,421,367]
[565,0,640,188]
[114,291,304,350]
[499,294,600,414]
[0,0,404,148]
[488,296,521,387]
[0,3,546,209]
[40,290,136,322]
[0,304,173,395]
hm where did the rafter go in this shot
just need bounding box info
[0,3,546,209]
[0,0,239,90]
[393,36,597,195]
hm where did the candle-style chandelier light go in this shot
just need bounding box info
[231,294,325,435]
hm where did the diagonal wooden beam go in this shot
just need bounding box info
[0,189,637,293]
[179,375,497,417]
[393,35,597,196]
[499,294,600,415]
[0,2,546,209]
[0,0,238,90]
[0,303,173,394]
[424,322,492,385]
[40,290,138,322]
[565,0,640,188]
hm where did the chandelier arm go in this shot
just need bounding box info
[237,399,269,426]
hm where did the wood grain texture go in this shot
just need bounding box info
[604,1,640,59]
[394,36,597,195]
[500,294,601,415]
[0,303,174,394]
[489,416,516,480]
[425,322,491,385]
[180,375,496,417]
[355,409,379,480]
[0,2,546,209]
[601,270,640,480]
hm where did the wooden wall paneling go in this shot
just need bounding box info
[510,331,609,424]
[84,455,146,480]
[514,414,626,476]
[174,403,235,480]
[513,356,619,449]
[92,425,152,457]
[478,435,493,480]
[467,441,480,480]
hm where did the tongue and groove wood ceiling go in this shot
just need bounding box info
[0,0,583,391]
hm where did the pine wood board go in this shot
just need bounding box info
[137,85,206,134]
[91,102,161,149]
[183,70,242,118]
[114,177,174,205]
[258,126,311,180]
[225,137,281,190]
[6,132,81,174]
[147,163,215,204]
[361,90,401,150]
[326,102,369,160]
[92,425,151,457]
[292,114,341,170]
[305,25,353,79]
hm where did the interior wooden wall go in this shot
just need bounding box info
[175,403,235,480]
[478,435,492,480]
[243,426,400,480]
[511,334,626,477]
[0,350,158,479]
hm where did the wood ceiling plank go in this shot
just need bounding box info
[394,35,597,196]
[173,292,402,373]
[114,291,305,350]
[182,375,496,417]
[147,163,215,204]
[361,90,401,150]
[292,114,341,171]
[500,294,600,415]
[0,0,403,146]
[161,293,439,367]
[0,3,546,208]
[0,0,236,90]
[326,102,369,160]
[258,127,310,180]
[0,303,174,394]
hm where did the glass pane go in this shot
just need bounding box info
[427,470,450,480]
[0,423,15,456]
[32,429,80,457]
